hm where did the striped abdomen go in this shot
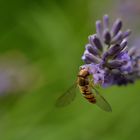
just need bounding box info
[77,68,96,104]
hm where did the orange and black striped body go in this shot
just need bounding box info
[77,68,96,103]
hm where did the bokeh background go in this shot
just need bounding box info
[0,0,140,140]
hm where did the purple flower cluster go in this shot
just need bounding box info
[82,15,140,87]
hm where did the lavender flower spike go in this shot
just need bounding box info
[89,35,103,51]
[103,29,111,45]
[81,15,140,87]
[96,20,102,39]
[111,19,122,37]
[103,14,109,29]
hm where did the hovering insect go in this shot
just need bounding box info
[56,67,112,112]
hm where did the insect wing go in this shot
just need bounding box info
[55,84,77,107]
[92,88,112,112]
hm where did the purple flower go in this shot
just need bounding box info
[81,64,105,85]
[116,52,132,73]
[81,15,139,87]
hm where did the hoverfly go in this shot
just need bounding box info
[56,67,112,112]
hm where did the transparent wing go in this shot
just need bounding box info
[55,84,77,107]
[92,87,112,112]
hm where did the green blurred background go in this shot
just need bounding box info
[0,0,140,140]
